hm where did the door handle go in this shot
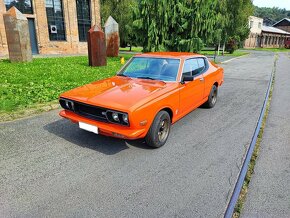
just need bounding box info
[199,77,204,82]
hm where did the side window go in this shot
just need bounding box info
[197,58,205,68]
[196,58,206,74]
[183,59,199,76]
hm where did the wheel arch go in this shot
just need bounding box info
[160,107,174,122]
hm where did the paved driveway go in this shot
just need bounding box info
[242,53,290,218]
[0,52,275,217]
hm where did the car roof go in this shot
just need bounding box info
[134,52,205,59]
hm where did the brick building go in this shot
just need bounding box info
[244,16,290,48]
[0,0,100,55]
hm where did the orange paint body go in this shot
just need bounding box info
[59,52,224,139]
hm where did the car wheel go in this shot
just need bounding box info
[145,111,171,148]
[203,85,218,108]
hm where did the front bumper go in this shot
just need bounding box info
[59,110,147,140]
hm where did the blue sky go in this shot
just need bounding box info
[253,0,290,10]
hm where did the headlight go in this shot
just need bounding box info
[112,112,120,121]
[59,98,74,111]
[106,110,129,126]
[122,114,128,123]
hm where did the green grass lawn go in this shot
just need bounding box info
[0,54,132,114]
[243,47,290,52]
[119,46,143,52]
[119,47,249,57]
[199,50,249,57]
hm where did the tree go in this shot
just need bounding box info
[133,0,219,52]
[212,0,229,54]
[133,0,253,53]
[100,0,138,48]
[254,6,290,24]
[224,0,254,53]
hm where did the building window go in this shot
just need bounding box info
[5,0,33,14]
[250,21,254,28]
[46,0,66,41]
[76,0,91,42]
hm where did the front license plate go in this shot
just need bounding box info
[79,122,98,134]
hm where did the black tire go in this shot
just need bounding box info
[203,85,218,108]
[145,111,171,148]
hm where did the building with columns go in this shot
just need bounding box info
[0,0,101,55]
[244,16,290,49]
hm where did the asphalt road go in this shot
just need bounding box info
[242,53,290,218]
[0,52,275,218]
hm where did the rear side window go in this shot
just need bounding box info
[196,58,206,74]
[183,59,199,76]
[197,58,205,69]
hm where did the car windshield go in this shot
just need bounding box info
[119,57,180,82]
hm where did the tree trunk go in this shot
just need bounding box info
[217,41,220,56]
[222,42,225,56]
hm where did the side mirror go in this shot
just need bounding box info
[181,76,194,84]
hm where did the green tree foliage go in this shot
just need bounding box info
[254,6,290,24]
[134,0,253,52]
[212,0,229,44]
[101,0,138,47]
[226,0,253,41]
[224,0,254,53]
[133,0,219,52]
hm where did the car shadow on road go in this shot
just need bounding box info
[44,119,151,155]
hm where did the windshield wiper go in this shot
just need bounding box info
[137,76,156,80]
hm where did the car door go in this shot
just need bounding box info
[196,58,207,99]
[179,58,205,114]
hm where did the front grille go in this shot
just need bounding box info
[75,102,108,122]
[60,98,108,123]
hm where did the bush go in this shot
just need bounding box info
[226,38,239,54]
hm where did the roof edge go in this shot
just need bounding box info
[272,17,290,27]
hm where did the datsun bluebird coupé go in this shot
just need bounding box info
[59,52,224,148]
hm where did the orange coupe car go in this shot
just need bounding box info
[59,52,224,148]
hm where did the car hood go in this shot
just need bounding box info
[60,76,177,111]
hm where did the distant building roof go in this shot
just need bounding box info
[272,18,290,27]
[263,17,276,26]
[262,26,290,35]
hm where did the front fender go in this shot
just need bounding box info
[130,89,179,133]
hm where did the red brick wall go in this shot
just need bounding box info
[0,0,101,55]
